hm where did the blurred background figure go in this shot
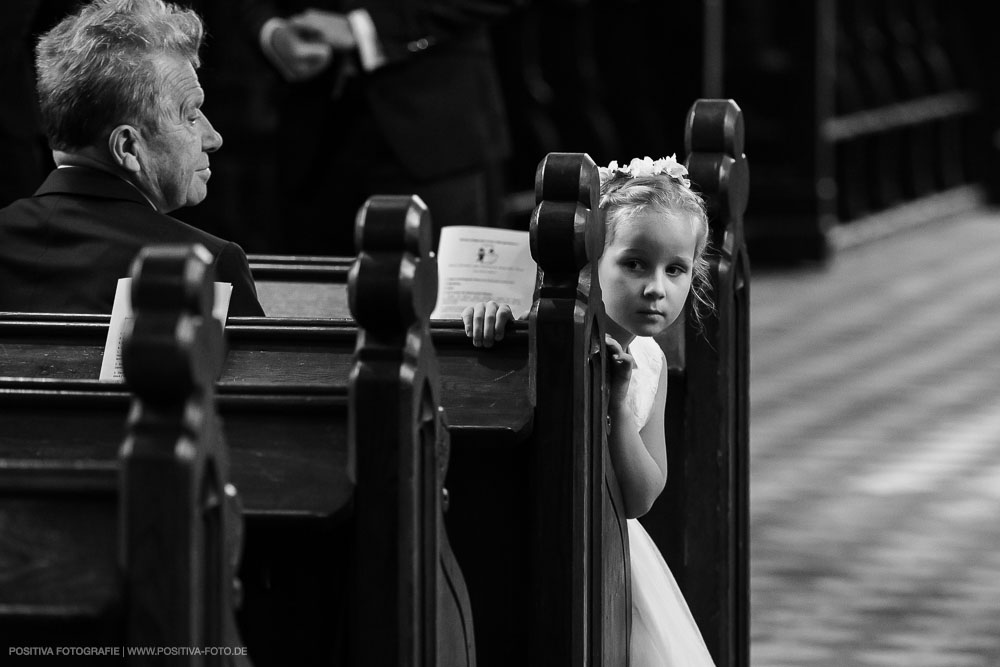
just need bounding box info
[224,0,520,254]
[4,1,998,259]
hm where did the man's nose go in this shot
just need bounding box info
[202,116,223,153]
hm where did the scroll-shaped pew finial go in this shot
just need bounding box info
[120,243,245,659]
[531,152,604,298]
[349,195,475,666]
[663,98,750,667]
[349,195,437,338]
[685,99,750,252]
[527,154,629,665]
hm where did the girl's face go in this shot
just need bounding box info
[597,210,698,346]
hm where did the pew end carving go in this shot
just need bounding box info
[349,194,475,666]
[442,152,629,667]
[648,98,751,667]
[120,244,245,656]
[530,152,628,666]
[0,244,248,663]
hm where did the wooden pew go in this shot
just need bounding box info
[248,254,351,317]
[247,158,625,666]
[0,98,751,665]
[0,199,476,666]
[234,157,627,666]
[645,99,751,667]
[254,99,753,666]
[0,160,627,666]
[0,245,247,662]
[442,152,629,666]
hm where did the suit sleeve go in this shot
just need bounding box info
[214,242,266,317]
[357,0,526,63]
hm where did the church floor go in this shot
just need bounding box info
[748,208,1000,666]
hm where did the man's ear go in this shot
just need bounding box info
[109,124,142,174]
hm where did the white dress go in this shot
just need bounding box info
[625,337,716,667]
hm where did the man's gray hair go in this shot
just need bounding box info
[36,0,204,151]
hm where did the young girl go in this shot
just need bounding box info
[464,155,716,666]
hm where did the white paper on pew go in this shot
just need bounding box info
[99,277,233,382]
[430,226,537,320]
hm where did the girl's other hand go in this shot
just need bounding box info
[462,301,513,348]
[605,334,635,406]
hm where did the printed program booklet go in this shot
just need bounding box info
[99,277,232,382]
[430,226,537,320]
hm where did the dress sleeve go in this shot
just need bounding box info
[624,337,666,430]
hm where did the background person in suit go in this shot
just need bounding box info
[238,0,520,255]
[0,0,265,316]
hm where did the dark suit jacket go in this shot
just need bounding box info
[239,0,515,181]
[0,166,265,316]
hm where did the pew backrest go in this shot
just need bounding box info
[248,254,351,317]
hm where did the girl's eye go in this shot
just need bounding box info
[623,259,644,271]
[666,265,688,277]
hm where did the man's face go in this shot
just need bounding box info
[136,55,222,213]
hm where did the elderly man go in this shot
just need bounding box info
[0,0,265,316]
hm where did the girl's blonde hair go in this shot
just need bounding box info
[599,173,714,323]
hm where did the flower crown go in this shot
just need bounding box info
[598,155,690,188]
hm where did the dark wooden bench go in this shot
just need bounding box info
[254,98,752,667]
[248,254,352,317]
[0,199,475,666]
[0,159,627,666]
[0,98,752,666]
[0,245,246,663]
[645,99,751,667]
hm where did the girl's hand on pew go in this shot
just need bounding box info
[605,334,636,407]
[462,301,513,348]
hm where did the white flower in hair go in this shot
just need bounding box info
[597,160,619,185]
[628,156,657,177]
[599,154,691,188]
[660,155,689,183]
